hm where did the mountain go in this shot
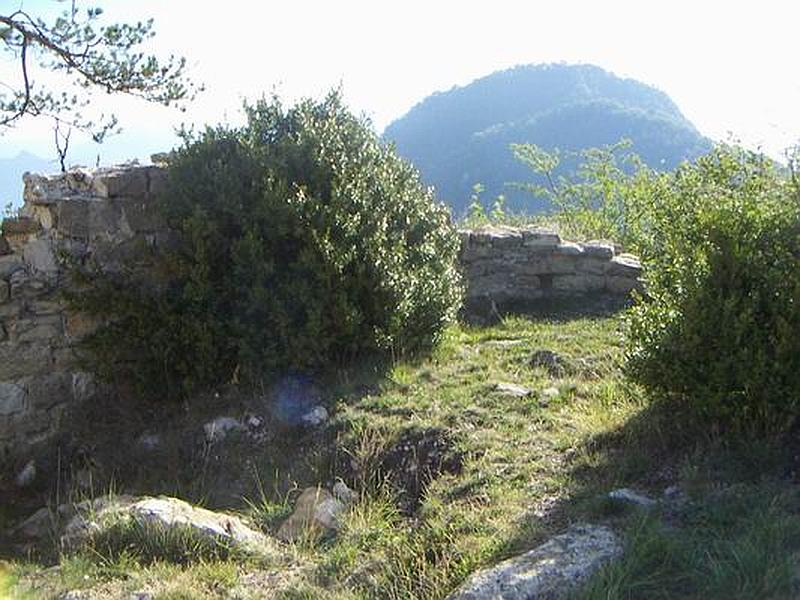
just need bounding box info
[0,151,54,209]
[384,63,712,215]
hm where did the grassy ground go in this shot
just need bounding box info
[6,312,800,599]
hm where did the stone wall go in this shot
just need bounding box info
[0,165,168,468]
[459,226,641,316]
[0,164,642,469]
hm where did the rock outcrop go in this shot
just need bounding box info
[447,524,622,599]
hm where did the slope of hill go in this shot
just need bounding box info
[384,63,712,215]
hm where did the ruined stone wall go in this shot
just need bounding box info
[459,226,642,314]
[0,164,642,469]
[0,165,168,468]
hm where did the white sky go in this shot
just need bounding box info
[2,0,799,163]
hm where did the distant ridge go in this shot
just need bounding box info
[0,151,53,208]
[384,63,712,215]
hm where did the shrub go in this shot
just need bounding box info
[625,145,800,431]
[74,92,462,399]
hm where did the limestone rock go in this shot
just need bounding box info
[447,524,621,600]
[609,488,657,508]
[493,382,533,398]
[530,350,567,376]
[59,495,277,558]
[277,487,347,542]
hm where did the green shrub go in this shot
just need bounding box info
[74,91,462,399]
[625,146,800,431]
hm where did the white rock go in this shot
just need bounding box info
[494,382,532,398]
[447,524,621,599]
[203,416,245,442]
[608,488,657,508]
[301,405,329,427]
[15,459,36,488]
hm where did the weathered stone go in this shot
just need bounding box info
[608,488,657,508]
[521,227,561,248]
[555,241,585,256]
[446,524,622,600]
[576,257,608,275]
[606,275,639,295]
[530,350,567,375]
[471,226,524,248]
[203,416,246,442]
[10,270,49,300]
[606,254,641,278]
[278,487,347,542]
[55,199,90,238]
[15,459,36,488]
[23,170,94,204]
[9,314,63,343]
[540,386,561,404]
[22,238,59,274]
[0,381,26,416]
[24,372,73,411]
[0,342,54,380]
[494,382,533,398]
[301,405,329,427]
[146,165,169,197]
[0,280,9,304]
[118,197,165,232]
[581,241,615,259]
[0,254,25,279]
[92,166,149,198]
[64,310,97,340]
[553,274,606,293]
[0,235,10,255]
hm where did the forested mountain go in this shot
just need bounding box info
[384,63,712,215]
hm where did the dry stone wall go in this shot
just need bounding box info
[0,164,168,468]
[459,226,642,316]
[0,164,642,469]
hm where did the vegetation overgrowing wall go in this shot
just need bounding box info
[0,165,641,468]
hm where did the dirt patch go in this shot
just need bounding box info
[376,427,464,513]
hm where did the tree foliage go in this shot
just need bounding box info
[0,1,198,140]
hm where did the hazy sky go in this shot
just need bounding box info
[2,0,799,164]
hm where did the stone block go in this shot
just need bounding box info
[606,275,640,295]
[146,165,169,198]
[118,197,166,233]
[555,241,585,256]
[0,342,55,380]
[22,238,59,275]
[576,257,608,275]
[55,199,90,239]
[0,255,25,279]
[27,205,56,230]
[10,271,49,300]
[65,310,97,340]
[92,167,149,198]
[23,372,73,411]
[471,227,523,248]
[24,170,94,204]
[582,241,615,260]
[0,381,26,416]
[553,274,606,293]
[516,257,551,276]
[9,315,63,343]
[546,255,579,274]
[521,227,560,249]
[606,254,641,278]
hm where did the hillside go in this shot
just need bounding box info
[0,152,53,208]
[384,64,712,215]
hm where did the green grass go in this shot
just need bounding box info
[8,313,800,598]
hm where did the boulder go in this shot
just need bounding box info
[277,486,348,542]
[608,488,657,508]
[447,524,621,600]
[493,382,533,398]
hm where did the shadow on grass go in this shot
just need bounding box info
[462,293,634,326]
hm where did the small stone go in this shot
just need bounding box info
[278,487,346,542]
[540,387,561,403]
[301,405,329,427]
[530,350,566,375]
[15,459,36,488]
[333,481,357,504]
[494,382,532,398]
[608,488,657,508]
[203,416,245,442]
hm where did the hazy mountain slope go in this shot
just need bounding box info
[384,63,712,215]
[0,151,54,209]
